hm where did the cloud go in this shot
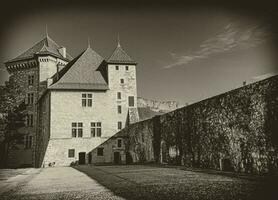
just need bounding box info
[164,22,269,69]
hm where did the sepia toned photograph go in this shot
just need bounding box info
[0,0,277,199]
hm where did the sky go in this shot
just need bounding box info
[0,2,277,105]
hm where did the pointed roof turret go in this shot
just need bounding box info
[49,47,108,90]
[107,37,136,64]
[5,35,72,63]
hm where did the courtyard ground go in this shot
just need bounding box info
[74,165,276,200]
[0,165,277,200]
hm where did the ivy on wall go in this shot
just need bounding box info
[118,75,278,174]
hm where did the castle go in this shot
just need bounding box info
[4,34,139,167]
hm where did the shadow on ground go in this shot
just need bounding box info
[74,164,278,200]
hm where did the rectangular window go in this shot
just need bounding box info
[72,122,83,137]
[26,114,33,127]
[91,122,102,137]
[120,79,124,84]
[118,121,122,130]
[118,105,122,114]
[82,93,92,107]
[117,92,121,100]
[125,66,129,71]
[97,148,104,156]
[117,139,122,148]
[28,75,34,85]
[68,149,75,158]
[78,123,83,137]
[115,66,119,70]
[24,135,32,149]
[87,94,92,107]
[27,93,34,105]
[128,96,135,107]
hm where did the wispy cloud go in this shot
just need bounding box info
[164,22,269,69]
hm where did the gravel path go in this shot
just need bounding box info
[0,165,276,200]
[0,167,124,200]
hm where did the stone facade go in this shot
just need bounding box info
[5,59,68,168]
[36,46,139,167]
[4,36,70,168]
[98,75,278,174]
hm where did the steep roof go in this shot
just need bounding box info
[5,35,72,63]
[107,42,136,64]
[49,47,109,90]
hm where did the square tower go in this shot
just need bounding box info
[4,35,71,168]
[107,40,139,126]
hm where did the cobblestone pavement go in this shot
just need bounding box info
[0,165,276,200]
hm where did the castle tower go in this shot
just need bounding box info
[4,35,72,168]
[107,37,139,128]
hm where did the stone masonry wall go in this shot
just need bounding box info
[114,75,278,174]
[6,63,39,168]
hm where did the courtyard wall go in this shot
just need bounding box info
[111,75,278,174]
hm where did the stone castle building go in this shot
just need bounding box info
[4,35,139,167]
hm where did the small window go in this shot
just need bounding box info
[97,148,104,156]
[118,121,122,130]
[72,122,83,137]
[68,149,75,158]
[27,93,34,105]
[24,135,33,149]
[28,75,34,85]
[115,66,119,70]
[82,93,92,107]
[125,66,129,71]
[120,79,124,84]
[118,105,122,114]
[117,92,121,100]
[26,114,33,127]
[128,96,135,107]
[117,139,122,148]
[91,122,102,137]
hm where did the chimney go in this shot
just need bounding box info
[243,81,246,86]
[58,47,66,58]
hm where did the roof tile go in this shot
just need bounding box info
[6,36,72,63]
[107,43,136,64]
[49,47,109,90]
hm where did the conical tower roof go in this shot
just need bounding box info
[107,40,136,64]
